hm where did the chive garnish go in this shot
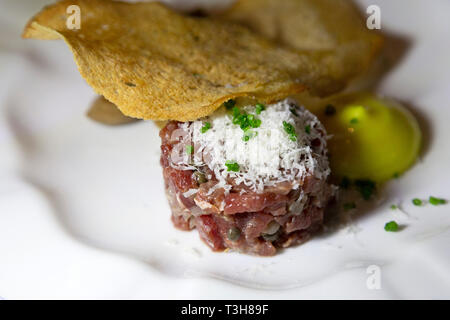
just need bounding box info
[186,145,194,154]
[305,125,311,134]
[390,204,398,210]
[245,114,261,129]
[412,198,422,206]
[255,103,265,114]
[283,121,297,141]
[230,106,261,140]
[231,106,240,122]
[429,196,446,205]
[350,118,359,125]
[225,161,240,172]
[200,122,211,133]
[384,221,399,232]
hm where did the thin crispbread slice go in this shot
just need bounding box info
[22,0,365,121]
[221,0,384,86]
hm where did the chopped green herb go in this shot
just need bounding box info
[231,106,240,121]
[340,177,351,189]
[325,104,336,116]
[239,115,251,131]
[231,107,261,132]
[282,121,296,135]
[283,121,297,141]
[305,125,311,134]
[384,221,399,232]
[247,114,261,128]
[225,161,240,172]
[350,118,359,125]
[224,99,236,110]
[429,196,446,206]
[251,118,261,128]
[390,204,398,210]
[200,122,211,133]
[186,145,194,155]
[355,179,376,200]
[393,172,400,179]
[255,103,265,114]
[412,198,423,206]
[343,202,356,211]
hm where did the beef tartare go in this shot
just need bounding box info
[160,98,334,256]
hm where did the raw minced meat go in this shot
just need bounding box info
[159,99,334,256]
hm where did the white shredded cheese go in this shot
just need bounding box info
[170,98,330,193]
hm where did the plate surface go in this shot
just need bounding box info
[1,0,450,299]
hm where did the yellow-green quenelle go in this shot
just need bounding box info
[312,93,421,182]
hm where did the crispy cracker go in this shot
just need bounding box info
[222,0,384,86]
[23,0,368,121]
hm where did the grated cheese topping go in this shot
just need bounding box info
[170,98,330,193]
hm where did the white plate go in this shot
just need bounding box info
[1,0,450,299]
